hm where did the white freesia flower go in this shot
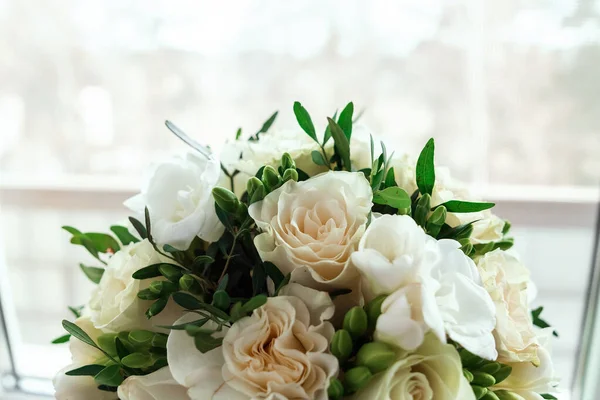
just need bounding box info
[118,367,190,400]
[249,171,372,309]
[477,249,539,364]
[167,284,338,399]
[88,240,183,332]
[350,334,475,400]
[351,215,497,359]
[53,316,118,400]
[125,152,224,250]
[392,155,505,244]
[220,129,328,196]
[493,328,560,399]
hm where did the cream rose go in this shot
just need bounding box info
[118,367,190,400]
[249,171,372,303]
[350,334,475,400]
[88,240,182,332]
[392,155,505,244]
[351,215,497,360]
[493,328,559,399]
[166,284,338,399]
[220,129,329,196]
[53,316,118,400]
[476,249,539,364]
[125,152,224,250]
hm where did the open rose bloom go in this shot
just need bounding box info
[52,102,560,400]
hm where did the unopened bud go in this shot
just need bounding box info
[159,264,183,282]
[426,206,446,236]
[282,168,298,182]
[262,166,281,190]
[151,333,168,348]
[344,366,372,393]
[212,290,231,311]
[149,280,178,295]
[128,330,154,348]
[471,371,496,387]
[472,386,488,399]
[492,365,512,385]
[327,378,344,400]
[212,187,240,214]
[249,185,266,204]
[414,193,431,227]
[459,348,484,368]
[356,341,396,373]
[281,153,296,170]
[479,362,502,375]
[481,391,501,400]
[137,288,161,300]
[364,295,387,330]
[343,306,368,339]
[494,390,522,400]
[330,329,353,363]
[179,274,202,294]
[463,368,474,382]
[246,177,263,197]
[146,297,168,319]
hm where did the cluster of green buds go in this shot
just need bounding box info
[328,295,394,398]
[97,329,168,371]
[459,347,513,400]
[246,152,299,204]
[213,186,248,221]
[411,193,447,238]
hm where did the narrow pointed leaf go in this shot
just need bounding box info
[337,102,354,139]
[79,264,104,284]
[66,364,106,377]
[437,200,495,213]
[293,102,317,142]
[110,226,139,245]
[416,138,435,195]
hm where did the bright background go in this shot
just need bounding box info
[0,0,599,397]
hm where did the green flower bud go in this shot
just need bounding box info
[344,366,372,393]
[397,206,411,216]
[343,306,368,339]
[364,295,387,330]
[356,341,397,373]
[249,185,266,204]
[459,348,484,368]
[159,264,183,282]
[494,390,522,400]
[212,290,231,311]
[502,220,511,235]
[262,165,281,190]
[481,391,501,400]
[137,288,161,300]
[179,274,202,294]
[282,168,298,182]
[471,371,496,387]
[330,329,353,363]
[492,365,512,385]
[212,187,240,214]
[478,362,502,375]
[461,242,474,256]
[456,223,474,240]
[151,333,168,348]
[281,153,296,170]
[149,280,178,295]
[426,205,446,236]
[236,202,248,219]
[97,333,118,356]
[146,297,168,319]
[463,368,474,382]
[414,193,431,227]
[327,378,344,400]
[471,385,488,399]
[246,177,264,197]
[128,330,154,349]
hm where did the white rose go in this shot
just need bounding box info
[392,155,505,244]
[125,152,224,250]
[350,334,475,400]
[351,215,497,360]
[53,317,118,400]
[167,284,338,399]
[249,171,372,308]
[88,240,183,332]
[476,249,539,364]
[493,328,559,399]
[118,367,190,400]
[220,129,329,196]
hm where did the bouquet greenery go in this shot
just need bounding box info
[53,102,560,400]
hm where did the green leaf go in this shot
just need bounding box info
[146,297,168,319]
[94,364,124,387]
[337,102,354,139]
[251,263,267,296]
[121,352,154,368]
[97,333,118,356]
[311,150,329,166]
[110,226,139,245]
[128,217,148,239]
[84,233,120,253]
[438,200,495,213]
[65,364,105,376]
[79,264,104,284]
[235,128,242,140]
[255,111,278,137]
[128,330,154,348]
[327,118,351,171]
[172,292,203,310]
[384,167,396,188]
[62,320,97,349]
[541,395,558,400]
[373,187,411,209]
[115,337,130,360]
[438,221,476,240]
[293,102,317,142]
[132,263,164,280]
[51,334,71,344]
[194,333,224,353]
[322,109,338,145]
[531,307,558,337]
[68,306,82,318]
[242,294,268,314]
[144,207,152,239]
[263,262,285,289]
[62,226,82,236]
[416,138,435,196]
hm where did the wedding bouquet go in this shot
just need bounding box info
[53,102,560,400]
